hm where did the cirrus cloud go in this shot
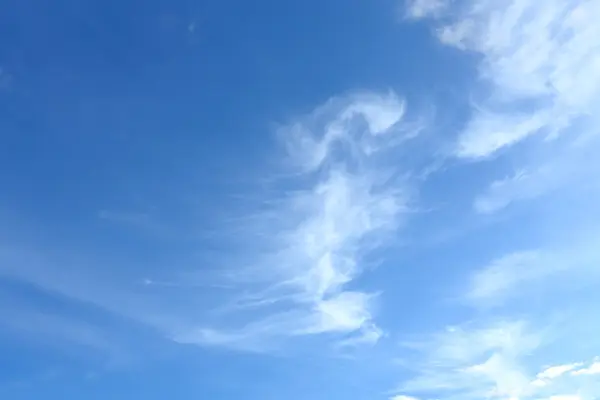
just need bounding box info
[176,91,419,351]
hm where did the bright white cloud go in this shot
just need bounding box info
[394,228,600,400]
[401,0,600,242]
[412,0,600,158]
[531,363,585,388]
[390,395,419,400]
[572,361,600,376]
[406,0,600,218]
[398,320,542,399]
[283,91,406,171]
[177,91,414,350]
[538,364,583,380]
[397,320,600,400]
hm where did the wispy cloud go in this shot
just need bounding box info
[403,0,600,223]
[0,91,417,354]
[464,250,544,304]
[395,320,600,400]
[404,0,447,19]
[397,320,543,399]
[410,0,600,159]
[391,180,600,400]
[474,130,600,213]
[473,166,559,214]
[462,234,600,309]
[176,91,416,350]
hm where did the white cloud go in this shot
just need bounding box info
[531,363,585,388]
[572,361,600,376]
[456,110,551,159]
[340,92,406,135]
[395,233,600,400]
[403,0,600,215]
[178,91,415,350]
[472,129,600,213]
[465,251,544,304]
[282,91,406,172]
[538,363,583,380]
[473,166,556,214]
[397,320,600,400]
[462,234,600,309]
[390,395,419,400]
[0,91,415,353]
[412,0,600,158]
[399,320,543,399]
[405,0,447,19]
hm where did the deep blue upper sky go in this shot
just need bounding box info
[2,0,600,399]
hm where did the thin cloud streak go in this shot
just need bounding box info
[462,235,600,309]
[464,250,544,305]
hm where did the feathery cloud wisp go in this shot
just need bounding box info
[176,91,415,350]
[465,251,543,304]
[397,320,542,400]
[412,0,600,159]
[463,233,600,308]
[395,320,600,400]
[404,0,447,19]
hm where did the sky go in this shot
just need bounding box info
[1,0,600,399]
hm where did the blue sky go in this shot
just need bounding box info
[1,0,600,399]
